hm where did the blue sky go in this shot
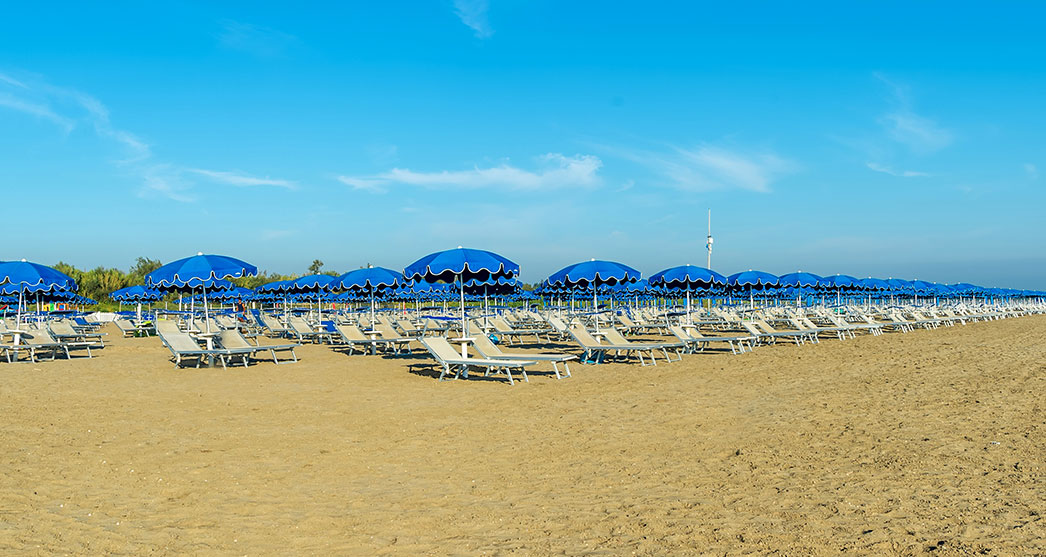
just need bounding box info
[2,2,1043,287]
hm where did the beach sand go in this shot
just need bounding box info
[1,315,1043,555]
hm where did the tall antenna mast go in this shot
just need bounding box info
[706,209,713,269]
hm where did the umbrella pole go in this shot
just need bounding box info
[593,287,599,332]
[459,275,466,338]
[686,288,692,325]
[370,289,375,326]
[203,283,210,333]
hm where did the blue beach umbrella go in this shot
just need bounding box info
[727,270,779,307]
[820,274,864,305]
[404,247,520,337]
[110,285,165,302]
[0,259,79,323]
[145,253,257,332]
[777,271,825,308]
[649,265,728,321]
[547,259,640,330]
[337,266,402,325]
[110,284,166,321]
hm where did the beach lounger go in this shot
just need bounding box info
[332,324,411,356]
[159,330,249,370]
[23,327,96,360]
[742,320,816,346]
[567,325,661,366]
[287,316,332,344]
[419,336,536,385]
[49,321,106,347]
[470,330,576,379]
[217,329,300,365]
[669,325,752,354]
[489,316,550,344]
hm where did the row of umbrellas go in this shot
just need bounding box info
[4,252,1043,331]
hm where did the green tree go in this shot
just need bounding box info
[128,256,162,282]
[308,259,324,275]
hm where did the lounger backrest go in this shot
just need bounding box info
[161,331,206,353]
[156,320,181,334]
[396,319,419,333]
[375,323,402,339]
[335,324,368,342]
[548,316,568,332]
[470,331,504,357]
[601,328,630,345]
[49,322,77,336]
[568,326,600,348]
[489,316,513,332]
[288,317,313,333]
[24,328,58,345]
[420,336,465,363]
[669,325,694,342]
[754,320,779,333]
[218,329,251,350]
[114,318,134,331]
[741,322,762,336]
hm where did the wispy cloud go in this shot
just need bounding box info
[186,168,297,189]
[1,69,294,202]
[338,153,601,193]
[453,0,493,38]
[866,162,930,177]
[0,92,75,132]
[875,73,953,154]
[1024,163,1038,180]
[218,20,299,58]
[602,143,795,193]
[139,166,196,203]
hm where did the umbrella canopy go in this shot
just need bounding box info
[822,274,864,290]
[404,247,519,284]
[110,285,165,302]
[727,270,780,289]
[145,253,257,332]
[776,271,824,288]
[145,253,257,289]
[404,247,520,337]
[0,259,78,293]
[860,277,890,291]
[208,286,256,302]
[337,266,401,291]
[0,259,79,322]
[547,260,640,330]
[648,265,728,290]
[337,266,402,324]
[546,259,641,288]
[648,266,723,320]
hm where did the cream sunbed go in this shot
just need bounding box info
[669,325,753,354]
[332,324,411,356]
[741,320,815,346]
[217,329,300,365]
[159,330,250,370]
[24,326,96,359]
[287,316,332,344]
[470,331,576,379]
[600,327,683,362]
[49,321,106,348]
[567,325,661,366]
[420,336,536,385]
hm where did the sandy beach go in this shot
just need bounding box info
[1,315,1043,555]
